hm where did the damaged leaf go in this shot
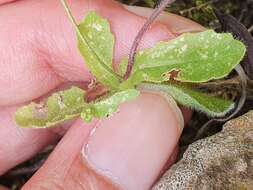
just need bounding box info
[80,89,140,122]
[90,89,140,119]
[15,87,139,128]
[119,30,246,89]
[15,87,87,128]
[15,2,247,129]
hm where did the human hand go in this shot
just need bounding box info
[0,0,203,189]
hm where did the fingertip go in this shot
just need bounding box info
[22,119,119,190]
[23,92,183,190]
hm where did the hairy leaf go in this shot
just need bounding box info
[139,83,234,117]
[15,7,248,129]
[15,87,87,128]
[77,11,121,89]
[119,30,246,89]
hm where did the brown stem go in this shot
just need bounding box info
[123,0,176,80]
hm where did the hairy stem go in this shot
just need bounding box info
[123,0,176,80]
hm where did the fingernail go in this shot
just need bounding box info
[142,89,184,130]
[123,5,205,34]
[82,92,183,190]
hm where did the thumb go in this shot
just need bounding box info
[22,92,185,190]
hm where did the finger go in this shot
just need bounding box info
[0,94,190,176]
[0,106,57,175]
[0,0,170,106]
[0,82,87,175]
[23,92,186,190]
[0,0,203,106]
[0,2,198,174]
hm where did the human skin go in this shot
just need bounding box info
[0,0,204,189]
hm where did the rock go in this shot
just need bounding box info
[153,110,253,190]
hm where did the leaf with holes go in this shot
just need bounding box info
[81,89,140,121]
[15,2,248,129]
[119,30,246,89]
[15,87,140,128]
[15,87,88,128]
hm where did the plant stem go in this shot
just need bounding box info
[123,0,176,80]
[222,65,248,120]
[60,0,80,36]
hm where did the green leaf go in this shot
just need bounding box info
[92,89,140,118]
[80,89,140,122]
[15,87,88,128]
[139,83,234,117]
[119,30,246,89]
[77,11,122,89]
[60,0,121,88]
[78,12,114,69]
[15,87,140,128]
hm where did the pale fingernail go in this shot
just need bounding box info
[140,89,184,130]
[82,92,183,190]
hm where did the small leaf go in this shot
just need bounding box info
[91,89,140,118]
[80,89,140,121]
[77,11,121,89]
[139,83,234,117]
[15,87,88,128]
[78,12,114,71]
[119,30,246,89]
[61,0,121,88]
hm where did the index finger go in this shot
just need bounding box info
[0,0,175,107]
